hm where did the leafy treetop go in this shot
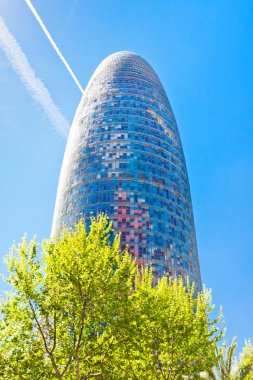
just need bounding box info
[0,215,221,379]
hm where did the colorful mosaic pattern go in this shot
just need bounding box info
[52,51,202,291]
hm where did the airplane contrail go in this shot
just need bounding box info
[0,16,69,138]
[24,0,84,95]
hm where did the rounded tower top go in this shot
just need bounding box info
[84,50,169,108]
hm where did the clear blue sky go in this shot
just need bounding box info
[0,0,252,353]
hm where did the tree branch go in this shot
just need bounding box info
[49,309,57,355]
[28,300,61,379]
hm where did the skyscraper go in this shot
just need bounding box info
[52,51,201,291]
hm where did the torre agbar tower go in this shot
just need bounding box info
[52,51,202,291]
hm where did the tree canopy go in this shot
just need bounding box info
[0,216,221,379]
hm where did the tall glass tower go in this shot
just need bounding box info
[52,51,202,290]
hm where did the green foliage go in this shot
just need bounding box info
[204,339,253,380]
[109,274,221,379]
[0,216,220,379]
[204,339,237,380]
[235,340,253,380]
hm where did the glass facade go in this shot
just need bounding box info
[52,51,202,291]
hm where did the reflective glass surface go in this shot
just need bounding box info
[52,51,202,290]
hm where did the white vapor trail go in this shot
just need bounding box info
[0,16,69,138]
[24,0,84,95]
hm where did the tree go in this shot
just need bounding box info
[204,339,237,380]
[109,273,221,379]
[235,340,253,380]
[203,339,253,380]
[0,216,136,379]
[0,215,220,379]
